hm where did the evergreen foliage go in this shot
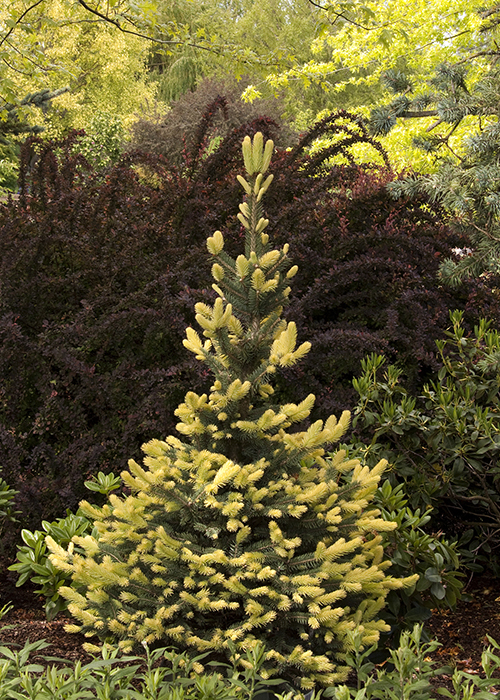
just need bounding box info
[48,134,416,688]
[1,88,69,141]
[1,110,498,536]
[368,6,500,285]
[351,310,500,570]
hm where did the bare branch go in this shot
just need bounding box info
[74,0,226,55]
[480,5,500,20]
[307,0,396,31]
[1,57,32,77]
[456,50,500,66]
[4,38,50,72]
[398,110,439,119]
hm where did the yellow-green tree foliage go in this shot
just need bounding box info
[242,0,490,170]
[1,0,158,137]
[48,134,416,688]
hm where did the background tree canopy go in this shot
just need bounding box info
[2,1,497,175]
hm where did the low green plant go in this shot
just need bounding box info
[0,603,12,620]
[0,157,18,194]
[351,310,500,571]
[374,480,462,612]
[9,512,93,621]
[0,638,285,700]
[83,471,122,498]
[0,467,18,537]
[8,472,120,620]
[0,468,19,616]
[331,624,500,700]
[1,627,500,700]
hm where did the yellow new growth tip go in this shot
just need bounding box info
[242,135,254,174]
[242,133,274,175]
[236,174,252,194]
[236,254,249,278]
[207,230,224,255]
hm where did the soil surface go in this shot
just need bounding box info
[0,572,93,666]
[2,565,500,685]
[425,574,500,687]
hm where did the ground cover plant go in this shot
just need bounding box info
[45,133,418,689]
[1,106,498,537]
[0,637,284,700]
[1,622,500,699]
[333,623,500,700]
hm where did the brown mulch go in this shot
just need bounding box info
[427,574,500,679]
[0,575,92,666]
[2,564,500,683]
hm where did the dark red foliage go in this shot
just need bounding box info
[1,110,498,536]
[126,77,295,168]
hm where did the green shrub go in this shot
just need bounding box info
[370,480,462,632]
[0,155,18,193]
[0,467,17,617]
[331,623,500,700]
[48,134,416,688]
[0,467,18,538]
[351,310,500,570]
[8,472,121,620]
[76,111,125,170]
[9,513,91,621]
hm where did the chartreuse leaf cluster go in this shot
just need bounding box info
[47,133,416,689]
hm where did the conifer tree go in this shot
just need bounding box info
[368,6,500,286]
[48,133,416,688]
[1,88,69,140]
